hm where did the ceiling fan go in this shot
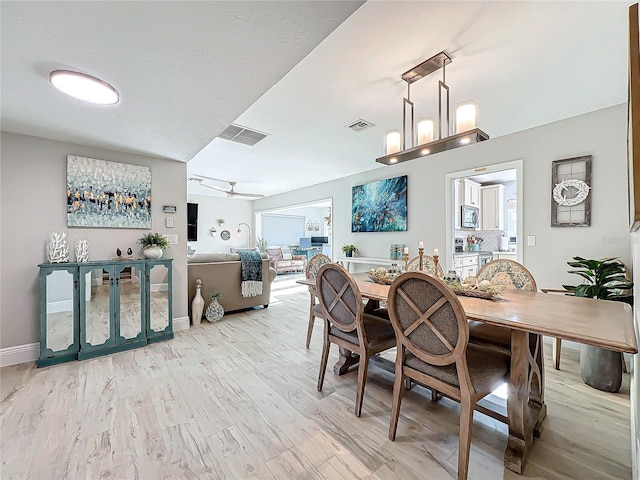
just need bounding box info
[188,175,264,198]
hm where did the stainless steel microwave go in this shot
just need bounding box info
[461,205,479,228]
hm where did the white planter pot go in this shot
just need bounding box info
[143,245,163,259]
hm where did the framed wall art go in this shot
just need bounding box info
[551,155,592,227]
[67,155,152,228]
[352,175,407,232]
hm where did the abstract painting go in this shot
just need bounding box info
[352,175,407,232]
[67,155,152,228]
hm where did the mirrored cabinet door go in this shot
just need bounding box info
[41,268,78,358]
[79,265,115,350]
[148,262,171,336]
[115,262,145,342]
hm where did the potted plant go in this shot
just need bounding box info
[137,232,168,259]
[206,291,225,322]
[342,244,357,257]
[563,256,633,392]
[256,236,268,254]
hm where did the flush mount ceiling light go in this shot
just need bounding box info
[377,51,489,166]
[50,70,119,105]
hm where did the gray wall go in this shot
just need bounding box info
[253,104,631,290]
[0,132,187,349]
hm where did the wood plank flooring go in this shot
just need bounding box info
[1,274,632,479]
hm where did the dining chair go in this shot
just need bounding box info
[316,262,396,417]
[387,272,510,480]
[406,255,445,277]
[468,259,537,355]
[304,254,332,348]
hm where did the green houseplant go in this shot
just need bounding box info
[563,256,633,392]
[256,237,268,254]
[137,232,168,259]
[342,244,357,257]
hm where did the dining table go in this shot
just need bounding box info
[297,272,638,474]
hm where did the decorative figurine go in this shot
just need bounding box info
[127,247,133,257]
[116,248,122,257]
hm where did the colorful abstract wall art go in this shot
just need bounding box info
[352,175,407,232]
[67,155,152,228]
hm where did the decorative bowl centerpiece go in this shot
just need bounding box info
[367,267,400,285]
[447,277,505,300]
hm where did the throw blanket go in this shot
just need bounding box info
[238,251,263,297]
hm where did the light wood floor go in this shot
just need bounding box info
[1,274,632,479]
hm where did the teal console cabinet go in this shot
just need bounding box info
[38,259,173,367]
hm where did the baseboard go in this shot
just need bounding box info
[150,283,169,292]
[173,316,189,332]
[47,299,73,314]
[0,342,39,367]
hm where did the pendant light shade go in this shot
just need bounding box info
[455,101,478,134]
[417,118,435,144]
[385,131,401,155]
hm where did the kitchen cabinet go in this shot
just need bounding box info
[463,179,481,207]
[38,258,173,367]
[481,184,505,230]
[454,179,462,228]
[494,252,517,261]
[453,254,478,280]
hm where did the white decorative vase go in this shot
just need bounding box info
[143,245,163,259]
[74,239,89,262]
[191,280,204,326]
[206,298,224,323]
[47,231,70,263]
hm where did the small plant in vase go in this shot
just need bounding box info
[206,292,225,322]
[342,244,357,258]
[137,232,168,259]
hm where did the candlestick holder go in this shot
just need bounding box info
[433,254,442,278]
[418,247,424,271]
[403,253,409,272]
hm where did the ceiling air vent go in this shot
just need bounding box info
[346,119,375,132]
[217,124,269,146]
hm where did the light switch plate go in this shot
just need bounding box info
[527,235,536,247]
[166,217,174,228]
[163,233,178,245]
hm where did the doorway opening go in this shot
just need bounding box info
[444,160,523,275]
[254,198,333,259]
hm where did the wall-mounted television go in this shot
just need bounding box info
[187,203,198,241]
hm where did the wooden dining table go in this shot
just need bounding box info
[297,272,638,474]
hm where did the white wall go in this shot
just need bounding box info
[632,232,640,478]
[0,132,188,349]
[253,104,631,289]
[186,194,253,253]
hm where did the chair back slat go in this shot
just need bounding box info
[476,259,537,292]
[388,272,468,366]
[406,255,445,277]
[316,263,362,333]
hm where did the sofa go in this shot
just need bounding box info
[187,253,276,321]
[266,247,306,274]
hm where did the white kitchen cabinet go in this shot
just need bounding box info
[463,179,481,207]
[495,252,517,261]
[481,184,505,230]
[453,254,478,279]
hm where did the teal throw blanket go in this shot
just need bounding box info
[238,251,263,297]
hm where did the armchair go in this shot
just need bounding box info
[266,246,306,274]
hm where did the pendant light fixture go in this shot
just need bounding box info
[376,52,488,166]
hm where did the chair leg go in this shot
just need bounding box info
[389,371,405,441]
[622,354,628,374]
[317,325,330,392]
[553,337,561,370]
[306,293,316,348]
[355,353,369,417]
[457,396,474,480]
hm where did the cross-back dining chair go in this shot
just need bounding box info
[468,259,537,354]
[304,254,332,348]
[316,263,396,417]
[406,255,445,277]
[387,272,510,480]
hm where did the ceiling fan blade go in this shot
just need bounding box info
[231,191,265,198]
[190,174,231,184]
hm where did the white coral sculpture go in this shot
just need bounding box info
[75,239,89,262]
[47,231,70,263]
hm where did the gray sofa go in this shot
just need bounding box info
[187,253,276,321]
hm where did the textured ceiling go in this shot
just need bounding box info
[1,1,363,161]
[188,0,630,198]
[1,1,631,200]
